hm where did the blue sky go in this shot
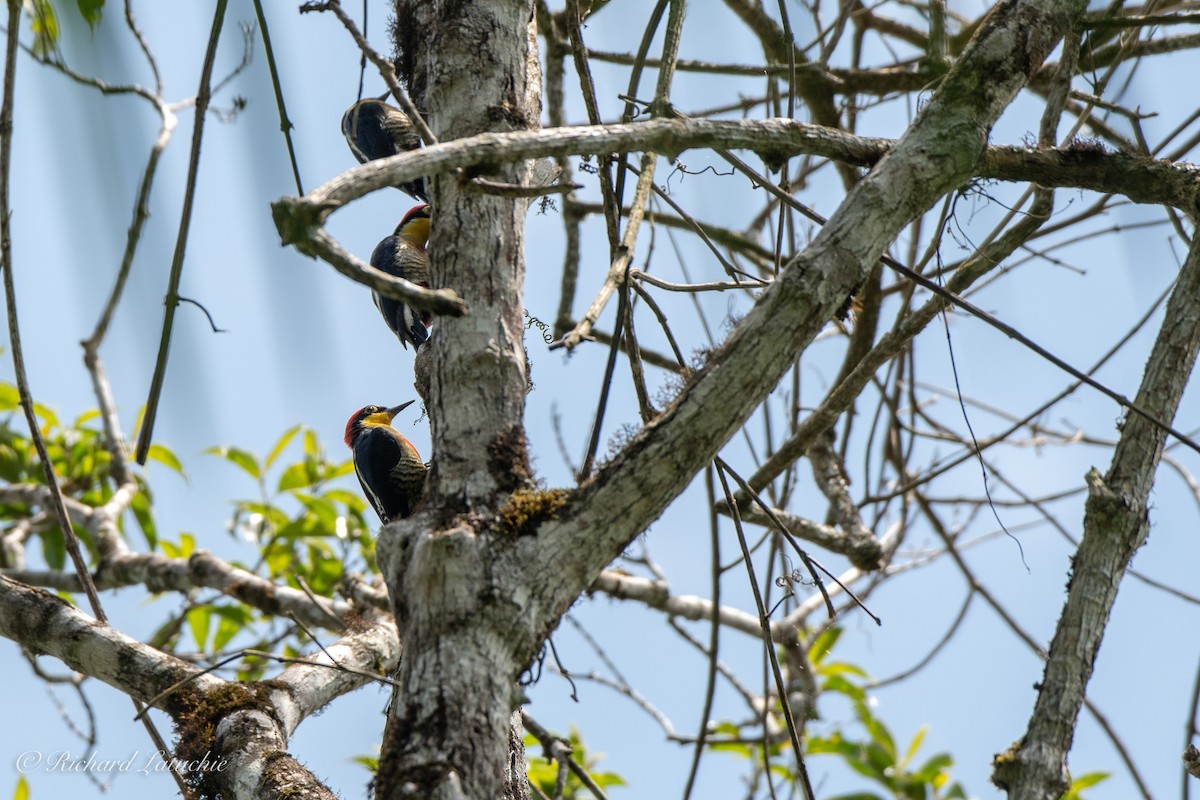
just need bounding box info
[4,1,1200,798]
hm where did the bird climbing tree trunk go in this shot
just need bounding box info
[6,0,1200,796]
[374,2,542,799]
[366,0,1087,797]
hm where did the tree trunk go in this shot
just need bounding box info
[375,2,541,798]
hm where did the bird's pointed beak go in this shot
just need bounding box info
[387,400,416,420]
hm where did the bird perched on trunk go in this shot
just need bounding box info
[371,204,432,350]
[344,401,426,523]
[341,97,429,202]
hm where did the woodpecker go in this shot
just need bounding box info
[341,98,429,202]
[370,204,432,349]
[344,401,427,523]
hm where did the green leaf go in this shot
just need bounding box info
[232,502,289,538]
[162,532,197,559]
[41,524,66,570]
[323,488,364,507]
[146,443,186,478]
[187,606,211,651]
[145,613,181,649]
[265,424,301,470]
[277,461,315,492]
[823,673,866,701]
[32,399,58,428]
[212,605,252,652]
[73,408,101,427]
[820,661,870,679]
[26,0,60,58]
[351,753,379,773]
[306,544,344,594]
[204,446,261,481]
[901,724,928,767]
[265,543,294,575]
[237,661,268,682]
[129,485,157,549]
[0,383,16,410]
[69,447,96,484]
[588,771,625,789]
[13,773,29,800]
[809,625,843,665]
[861,711,896,763]
[328,459,356,479]
[705,739,752,757]
[1070,772,1110,790]
[810,733,898,786]
[295,492,340,530]
[0,433,26,482]
[76,0,103,27]
[1064,771,1110,800]
[808,734,866,760]
[912,752,953,782]
[131,404,146,441]
[303,429,319,457]
[840,752,881,782]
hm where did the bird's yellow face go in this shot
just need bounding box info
[361,407,396,429]
[360,400,415,430]
[400,214,430,247]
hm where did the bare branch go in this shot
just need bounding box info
[996,235,1200,799]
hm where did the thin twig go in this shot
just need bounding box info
[135,0,229,465]
[300,0,436,146]
[681,466,723,800]
[252,0,304,195]
[713,459,815,800]
[521,711,611,800]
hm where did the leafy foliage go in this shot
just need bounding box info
[19,0,105,58]
[707,626,968,799]
[140,424,381,676]
[806,627,968,799]
[524,727,626,800]
[206,424,375,597]
[0,378,372,679]
[0,380,179,567]
[1064,771,1110,799]
[76,0,104,29]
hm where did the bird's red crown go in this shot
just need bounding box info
[344,406,379,447]
[397,204,430,230]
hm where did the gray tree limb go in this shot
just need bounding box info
[0,574,221,702]
[993,224,1200,799]
[529,0,1086,631]
[273,119,1200,236]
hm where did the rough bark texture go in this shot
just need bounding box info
[277,121,1200,227]
[0,575,383,799]
[370,0,1081,796]
[405,0,539,513]
[993,238,1200,799]
[376,2,541,799]
[527,0,1085,624]
[0,574,216,701]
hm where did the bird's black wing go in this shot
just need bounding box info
[343,101,398,163]
[369,235,413,349]
[353,428,407,523]
[407,308,431,349]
